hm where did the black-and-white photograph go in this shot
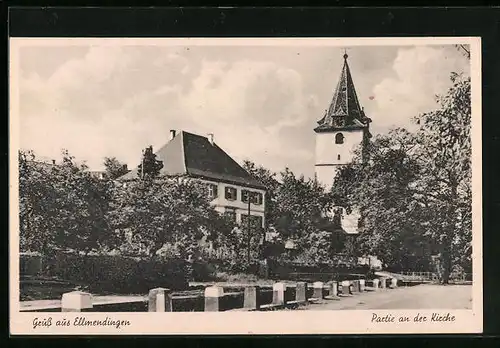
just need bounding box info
[10,37,481,334]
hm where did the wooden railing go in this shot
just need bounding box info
[398,272,436,281]
[398,271,472,283]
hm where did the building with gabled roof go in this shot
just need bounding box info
[119,130,267,229]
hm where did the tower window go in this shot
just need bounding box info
[337,154,341,160]
[335,133,344,144]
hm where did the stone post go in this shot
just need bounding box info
[148,287,172,312]
[327,281,339,298]
[359,279,365,292]
[372,278,380,290]
[351,280,359,294]
[204,286,224,312]
[341,280,350,296]
[243,286,260,310]
[61,291,93,312]
[390,278,398,289]
[380,278,387,289]
[295,282,307,303]
[272,282,286,306]
[313,281,324,300]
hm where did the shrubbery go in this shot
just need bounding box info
[38,253,189,293]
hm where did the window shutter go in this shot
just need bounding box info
[242,190,249,203]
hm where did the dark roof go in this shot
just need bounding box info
[119,131,266,190]
[315,53,371,133]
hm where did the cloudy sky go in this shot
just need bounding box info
[14,40,470,178]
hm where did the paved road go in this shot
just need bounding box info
[307,284,472,310]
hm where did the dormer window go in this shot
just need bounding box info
[335,133,344,144]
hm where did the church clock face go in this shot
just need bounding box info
[334,117,344,127]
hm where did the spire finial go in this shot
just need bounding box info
[343,48,348,60]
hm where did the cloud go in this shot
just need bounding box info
[17,44,469,177]
[370,46,469,134]
[18,47,316,173]
[175,59,315,169]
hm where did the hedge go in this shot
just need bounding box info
[20,253,189,294]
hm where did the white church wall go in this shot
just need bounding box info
[315,129,364,190]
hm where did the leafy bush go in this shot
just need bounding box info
[190,260,218,282]
[20,253,43,277]
[36,253,189,294]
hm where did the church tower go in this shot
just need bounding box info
[314,53,371,191]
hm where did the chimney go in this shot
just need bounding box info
[52,159,56,165]
[208,133,214,145]
[122,164,128,171]
[170,129,176,140]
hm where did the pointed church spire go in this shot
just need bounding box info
[315,52,370,132]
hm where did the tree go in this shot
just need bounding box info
[137,146,164,180]
[19,150,59,255]
[103,157,129,180]
[49,150,120,254]
[243,161,345,264]
[109,176,231,259]
[413,72,472,282]
[455,44,471,60]
[333,73,472,282]
[19,150,121,258]
[242,160,279,229]
[274,169,336,262]
[332,129,431,269]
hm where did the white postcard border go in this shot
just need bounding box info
[9,36,483,335]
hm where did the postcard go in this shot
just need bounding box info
[9,36,482,335]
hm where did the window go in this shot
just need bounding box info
[207,184,218,199]
[253,192,263,205]
[335,133,344,144]
[242,190,263,205]
[337,154,341,161]
[224,186,237,201]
